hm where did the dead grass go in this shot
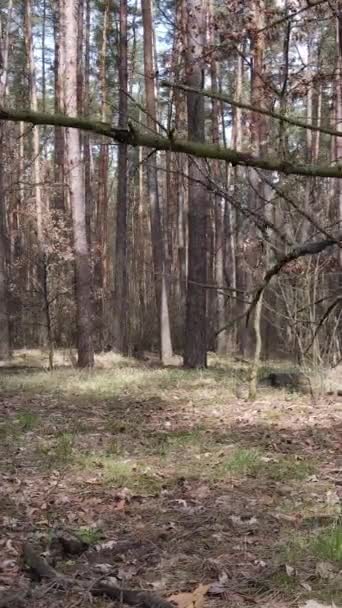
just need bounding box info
[0,350,341,607]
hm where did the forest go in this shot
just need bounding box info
[1,0,342,607]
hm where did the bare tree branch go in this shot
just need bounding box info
[246,236,339,324]
[3,105,342,178]
[161,80,342,139]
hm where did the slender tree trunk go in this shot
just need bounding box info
[96,0,109,349]
[224,55,240,351]
[25,0,49,348]
[141,0,173,363]
[183,0,208,368]
[0,130,10,359]
[302,34,314,243]
[336,5,342,267]
[241,0,267,360]
[64,0,94,367]
[209,0,226,355]
[77,0,84,114]
[0,0,12,359]
[41,0,46,112]
[113,0,129,354]
[84,0,92,245]
[25,0,43,243]
[53,0,65,210]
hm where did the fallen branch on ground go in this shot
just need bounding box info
[21,541,175,608]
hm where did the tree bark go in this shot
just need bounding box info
[183,0,208,368]
[96,0,109,349]
[53,0,65,210]
[84,0,92,246]
[336,4,342,267]
[0,0,13,359]
[64,0,94,367]
[24,0,43,243]
[141,0,173,363]
[113,0,129,354]
[209,0,226,355]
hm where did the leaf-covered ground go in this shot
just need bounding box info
[0,351,342,608]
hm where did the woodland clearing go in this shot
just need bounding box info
[0,352,341,608]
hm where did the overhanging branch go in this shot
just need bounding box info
[2,105,342,178]
[161,80,342,140]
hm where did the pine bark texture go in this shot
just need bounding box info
[183,0,208,368]
[64,0,94,367]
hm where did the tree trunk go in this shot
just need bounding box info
[113,0,129,354]
[0,0,13,359]
[53,0,65,210]
[141,0,173,363]
[0,127,10,359]
[25,0,50,349]
[96,0,109,349]
[336,4,342,267]
[183,0,208,368]
[25,0,43,243]
[84,0,92,246]
[209,0,226,355]
[64,0,94,367]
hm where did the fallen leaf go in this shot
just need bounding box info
[118,565,137,580]
[168,584,209,608]
[315,561,334,579]
[208,582,226,596]
[93,563,113,575]
[114,498,127,511]
[301,601,333,608]
[285,564,295,577]
[95,540,117,551]
[300,582,312,592]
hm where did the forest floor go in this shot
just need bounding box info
[0,350,342,608]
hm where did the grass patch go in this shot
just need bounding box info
[280,523,342,568]
[0,411,40,445]
[270,571,300,592]
[266,457,315,481]
[310,525,342,563]
[219,450,315,482]
[16,410,40,431]
[0,353,241,402]
[36,432,75,468]
[146,428,206,456]
[79,454,164,493]
[0,420,20,442]
[220,448,263,477]
[74,526,104,544]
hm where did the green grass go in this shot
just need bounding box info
[79,454,164,493]
[310,525,342,563]
[270,571,299,592]
[220,448,263,477]
[279,523,342,569]
[218,449,315,481]
[0,351,245,403]
[74,526,104,544]
[36,432,75,468]
[266,457,315,481]
[0,420,20,442]
[16,410,40,431]
[146,428,207,456]
[0,411,40,447]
